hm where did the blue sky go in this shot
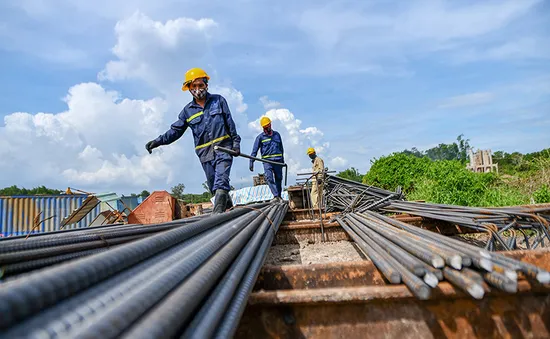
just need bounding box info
[1,0,549,194]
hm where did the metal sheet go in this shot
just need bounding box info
[0,195,101,237]
[60,196,100,227]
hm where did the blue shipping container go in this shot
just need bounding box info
[0,195,101,237]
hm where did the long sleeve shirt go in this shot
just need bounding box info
[312,156,325,181]
[250,130,284,165]
[154,93,241,163]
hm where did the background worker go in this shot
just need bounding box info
[145,67,241,214]
[307,147,325,209]
[250,116,285,202]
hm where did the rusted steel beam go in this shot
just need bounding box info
[256,249,550,291]
[255,262,385,290]
[238,249,550,339]
[237,295,550,339]
[274,224,350,245]
[248,280,550,305]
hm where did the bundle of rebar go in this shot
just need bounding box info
[0,214,207,279]
[324,175,403,213]
[337,211,550,300]
[381,200,550,250]
[324,175,550,251]
[0,202,288,339]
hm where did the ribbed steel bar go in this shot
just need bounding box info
[354,213,462,269]
[213,203,289,339]
[336,217,401,284]
[0,204,267,329]
[1,222,224,338]
[347,214,426,276]
[121,206,280,339]
[0,247,110,279]
[182,205,284,339]
[63,208,268,338]
[344,217,431,299]
[0,234,148,265]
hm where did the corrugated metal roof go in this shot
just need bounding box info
[60,195,101,227]
[0,195,101,237]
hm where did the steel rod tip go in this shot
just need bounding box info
[480,258,493,272]
[537,271,550,284]
[415,285,431,300]
[467,284,485,300]
[503,281,518,293]
[504,270,518,282]
[432,257,445,269]
[450,256,462,270]
[423,273,439,288]
[389,273,401,284]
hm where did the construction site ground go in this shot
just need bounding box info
[235,208,550,339]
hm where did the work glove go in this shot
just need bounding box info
[249,161,254,172]
[145,140,160,154]
[232,144,241,156]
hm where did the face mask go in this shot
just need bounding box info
[191,88,207,100]
[309,154,316,160]
[263,126,272,134]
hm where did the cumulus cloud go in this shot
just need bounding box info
[259,96,281,110]
[0,82,190,192]
[0,11,335,194]
[330,156,348,169]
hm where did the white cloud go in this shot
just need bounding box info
[259,96,281,110]
[0,82,187,192]
[99,11,218,93]
[330,156,348,169]
[438,92,495,109]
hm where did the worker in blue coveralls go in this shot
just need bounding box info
[250,116,285,202]
[145,67,241,214]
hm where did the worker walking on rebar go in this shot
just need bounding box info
[250,116,285,202]
[145,67,241,214]
[307,147,325,209]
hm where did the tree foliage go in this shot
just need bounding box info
[170,183,186,200]
[336,167,363,183]
[400,134,471,162]
[0,185,63,196]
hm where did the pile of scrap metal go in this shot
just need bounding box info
[325,175,550,300]
[0,202,288,339]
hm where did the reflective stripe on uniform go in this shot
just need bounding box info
[262,153,283,159]
[261,138,272,143]
[186,111,204,123]
[195,134,231,150]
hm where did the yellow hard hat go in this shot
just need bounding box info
[260,116,271,127]
[307,147,316,155]
[182,67,210,91]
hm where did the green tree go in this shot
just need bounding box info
[336,167,363,183]
[0,185,63,196]
[140,190,151,198]
[171,183,186,200]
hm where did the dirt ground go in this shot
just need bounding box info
[265,240,366,265]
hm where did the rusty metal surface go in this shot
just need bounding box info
[256,261,384,290]
[237,295,550,339]
[275,222,349,245]
[237,249,550,338]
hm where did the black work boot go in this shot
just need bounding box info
[212,189,228,215]
[225,194,234,210]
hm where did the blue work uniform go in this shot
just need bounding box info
[250,131,284,197]
[154,93,241,193]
